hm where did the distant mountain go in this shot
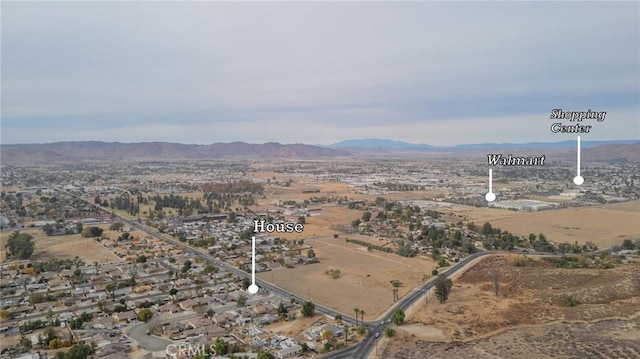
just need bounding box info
[450,139,639,150]
[328,138,435,149]
[581,142,640,162]
[328,138,638,151]
[2,139,638,163]
[0,141,351,163]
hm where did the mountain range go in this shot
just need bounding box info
[327,138,638,150]
[1,139,638,163]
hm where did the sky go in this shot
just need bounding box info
[2,1,639,146]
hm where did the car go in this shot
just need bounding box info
[374,332,380,338]
[380,321,384,325]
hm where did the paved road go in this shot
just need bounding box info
[127,312,195,352]
[69,195,607,358]
[83,201,495,359]
[322,251,493,359]
[94,205,362,327]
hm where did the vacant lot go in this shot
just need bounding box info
[258,235,436,320]
[448,201,640,248]
[269,204,364,241]
[381,254,640,359]
[9,228,122,264]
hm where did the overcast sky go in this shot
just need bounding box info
[2,1,639,146]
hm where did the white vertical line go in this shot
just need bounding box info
[489,168,493,193]
[251,236,256,286]
[576,136,581,177]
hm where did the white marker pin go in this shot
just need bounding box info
[485,168,496,202]
[573,136,584,186]
[247,236,259,294]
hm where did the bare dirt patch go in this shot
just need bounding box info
[380,255,640,359]
[21,229,122,264]
[447,202,640,248]
[258,235,436,319]
[273,204,364,241]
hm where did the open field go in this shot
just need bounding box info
[445,201,640,248]
[380,254,640,359]
[258,235,436,319]
[1,228,123,264]
[269,204,364,241]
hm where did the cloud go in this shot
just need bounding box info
[1,1,638,145]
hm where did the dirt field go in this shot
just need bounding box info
[258,235,436,320]
[9,228,123,264]
[380,254,640,359]
[266,204,364,242]
[445,201,640,248]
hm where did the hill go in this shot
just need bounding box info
[328,138,434,149]
[0,141,351,163]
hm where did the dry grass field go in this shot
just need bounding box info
[4,228,123,263]
[380,254,640,359]
[258,234,436,320]
[444,201,640,249]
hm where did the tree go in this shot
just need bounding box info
[169,288,178,296]
[137,308,153,322]
[0,310,13,320]
[353,307,360,326]
[385,327,396,337]
[482,222,493,236]
[277,303,288,320]
[297,216,306,225]
[42,224,55,236]
[214,338,229,355]
[69,317,83,330]
[206,308,215,319]
[391,309,405,325]
[307,249,316,259]
[109,222,124,231]
[5,231,35,259]
[242,277,251,291]
[257,351,275,359]
[105,282,117,299]
[434,274,453,303]
[361,211,372,222]
[81,226,103,238]
[64,343,94,359]
[302,301,315,317]
[334,314,342,323]
[237,294,247,307]
[391,280,401,301]
[136,255,147,263]
[622,239,637,250]
[182,260,192,273]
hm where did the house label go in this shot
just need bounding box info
[254,220,304,233]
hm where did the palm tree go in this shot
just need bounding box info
[359,309,365,324]
[353,307,359,326]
